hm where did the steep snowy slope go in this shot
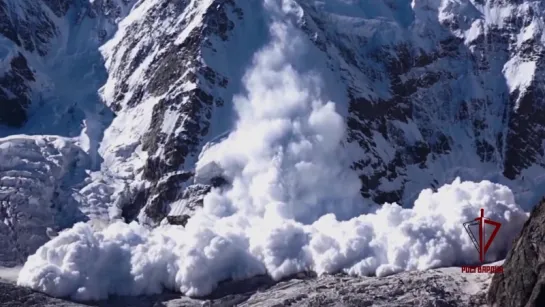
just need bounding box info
[269,0,545,209]
[85,0,545,227]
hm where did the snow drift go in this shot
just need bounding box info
[16,0,528,301]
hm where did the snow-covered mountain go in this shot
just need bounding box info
[93,0,545,225]
[0,0,542,301]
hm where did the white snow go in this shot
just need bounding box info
[16,0,529,300]
[503,58,536,104]
[16,178,527,300]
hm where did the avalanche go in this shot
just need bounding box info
[16,179,527,300]
[16,0,528,301]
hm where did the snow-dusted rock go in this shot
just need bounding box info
[0,53,35,127]
[94,0,545,224]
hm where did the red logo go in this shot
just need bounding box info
[463,208,502,263]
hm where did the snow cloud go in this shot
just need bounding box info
[17,0,528,301]
[17,179,528,300]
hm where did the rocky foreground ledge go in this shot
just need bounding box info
[488,198,545,307]
[1,264,493,307]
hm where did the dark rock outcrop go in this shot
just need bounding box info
[0,282,83,307]
[488,198,545,307]
[0,53,35,127]
[142,171,194,222]
[166,214,190,226]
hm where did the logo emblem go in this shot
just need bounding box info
[463,208,502,263]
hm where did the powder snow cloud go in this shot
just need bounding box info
[17,0,528,301]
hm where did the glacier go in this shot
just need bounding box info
[0,0,134,267]
[0,0,543,301]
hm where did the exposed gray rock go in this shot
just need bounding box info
[0,282,83,307]
[159,183,212,221]
[487,198,545,307]
[0,136,89,267]
[235,267,492,307]
[0,0,75,128]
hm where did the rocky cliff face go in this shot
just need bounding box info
[89,0,545,228]
[0,0,544,272]
[488,198,545,307]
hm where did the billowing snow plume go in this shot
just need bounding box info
[16,178,527,300]
[193,1,365,225]
[17,0,528,301]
